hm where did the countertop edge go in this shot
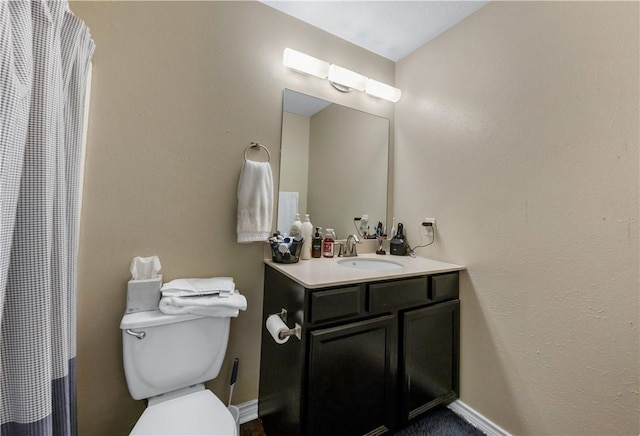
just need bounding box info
[263,254,465,289]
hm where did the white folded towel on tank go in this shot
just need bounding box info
[237,159,273,243]
[159,290,247,318]
[160,277,235,297]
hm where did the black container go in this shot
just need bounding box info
[271,238,304,264]
[390,238,407,256]
[390,222,407,256]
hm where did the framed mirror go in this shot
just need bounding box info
[277,89,389,239]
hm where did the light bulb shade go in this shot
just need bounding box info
[328,64,368,92]
[365,79,402,102]
[283,48,330,79]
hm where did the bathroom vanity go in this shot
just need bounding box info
[259,254,464,435]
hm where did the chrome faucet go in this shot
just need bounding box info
[341,234,360,257]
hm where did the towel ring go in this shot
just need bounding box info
[244,142,271,162]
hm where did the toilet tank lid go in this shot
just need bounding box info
[120,310,204,329]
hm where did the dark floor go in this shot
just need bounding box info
[239,419,266,436]
[240,406,484,435]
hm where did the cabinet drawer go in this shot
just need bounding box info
[368,277,428,312]
[309,285,364,324]
[429,272,459,302]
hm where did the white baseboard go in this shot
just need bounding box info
[236,399,258,425]
[447,400,511,436]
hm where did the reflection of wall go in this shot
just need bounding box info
[308,104,388,238]
[69,1,395,435]
[396,2,638,435]
[280,111,309,218]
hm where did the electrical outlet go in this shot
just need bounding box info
[421,218,436,237]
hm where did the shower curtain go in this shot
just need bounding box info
[0,1,94,435]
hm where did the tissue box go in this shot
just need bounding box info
[126,275,162,314]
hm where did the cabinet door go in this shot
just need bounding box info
[307,315,396,436]
[402,300,460,422]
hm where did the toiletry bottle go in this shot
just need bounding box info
[300,214,313,260]
[289,213,302,237]
[311,227,323,258]
[322,228,336,258]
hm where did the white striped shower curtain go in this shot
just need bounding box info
[0,1,94,435]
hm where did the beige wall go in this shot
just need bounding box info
[69,1,639,435]
[395,2,639,435]
[69,1,395,434]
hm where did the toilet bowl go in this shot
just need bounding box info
[121,310,238,435]
[130,388,237,435]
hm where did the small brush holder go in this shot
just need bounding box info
[376,236,386,255]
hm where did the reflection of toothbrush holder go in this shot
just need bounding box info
[360,214,369,236]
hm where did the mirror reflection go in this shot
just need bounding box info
[277,89,389,239]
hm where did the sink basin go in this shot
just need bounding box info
[337,258,403,271]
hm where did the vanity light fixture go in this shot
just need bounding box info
[283,48,330,79]
[328,64,368,92]
[283,48,402,102]
[365,78,402,103]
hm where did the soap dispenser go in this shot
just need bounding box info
[300,214,313,260]
[322,228,336,258]
[311,227,323,258]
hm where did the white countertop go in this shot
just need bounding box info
[264,253,465,289]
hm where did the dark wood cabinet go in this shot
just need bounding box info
[368,277,428,312]
[308,315,396,436]
[259,266,460,435]
[308,285,364,324]
[401,300,460,422]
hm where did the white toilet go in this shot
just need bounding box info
[121,310,238,435]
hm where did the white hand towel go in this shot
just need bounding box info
[237,159,273,243]
[161,277,235,297]
[277,191,299,235]
[159,291,248,318]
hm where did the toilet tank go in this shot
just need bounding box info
[121,310,230,400]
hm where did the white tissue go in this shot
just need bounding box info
[266,314,290,344]
[130,256,162,280]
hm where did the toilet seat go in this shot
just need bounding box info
[130,389,237,435]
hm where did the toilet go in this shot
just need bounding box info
[121,310,238,435]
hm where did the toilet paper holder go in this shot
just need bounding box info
[272,308,301,340]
